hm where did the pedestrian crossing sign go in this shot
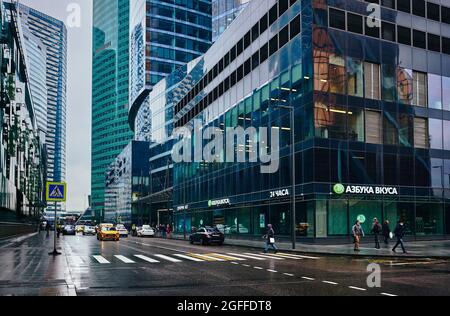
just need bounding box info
[46,182,67,202]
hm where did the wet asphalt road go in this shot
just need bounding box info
[1,233,450,296]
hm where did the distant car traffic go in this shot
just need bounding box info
[97,225,120,241]
[137,225,155,238]
[75,225,84,233]
[62,225,76,236]
[189,227,224,246]
[116,224,129,237]
[83,226,96,236]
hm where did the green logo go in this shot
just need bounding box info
[357,214,366,224]
[333,183,345,195]
[208,200,212,207]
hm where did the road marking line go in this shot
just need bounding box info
[227,253,266,260]
[349,286,367,291]
[254,267,264,270]
[283,273,294,277]
[263,253,303,260]
[173,254,205,262]
[389,261,435,266]
[246,253,284,260]
[302,277,315,281]
[188,253,225,261]
[242,264,251,267]
[231,262,239,265]
[134,255,160,263]
[381,293,398,297]
[115,255,135,263]
[71,256,84,265]
[208,253,246,261]
[277,253,320,260]
[93,255,110,264]
[323,281,339,285]
[154,254,183,263]
[267,269,278,273]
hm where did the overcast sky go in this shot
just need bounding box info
[20,0,93,211]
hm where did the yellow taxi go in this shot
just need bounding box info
[97,224,120,241]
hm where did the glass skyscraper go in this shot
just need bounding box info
[91,0,133,223]
[171,0,450,240]
[18,4,67,212]
[212,0,250,41]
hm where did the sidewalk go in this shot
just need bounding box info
[171,233,450,259]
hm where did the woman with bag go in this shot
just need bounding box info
[352,220,365,252]
[263,224,278,254]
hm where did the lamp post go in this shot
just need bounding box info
[272,103,296,250]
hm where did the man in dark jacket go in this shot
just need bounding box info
[263,224,278,254]
[382,220,391,245]
[371,218,382,249]
[392,220,407,254]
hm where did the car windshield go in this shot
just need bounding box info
[142,226,151,230]
[206,228,219,233]
[102,227,116,232]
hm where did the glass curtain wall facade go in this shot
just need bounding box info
[18,4,67,213]
[172,0,450,240]
[212,0,250,41]
[1,1,46,220]
[92,0,133,223]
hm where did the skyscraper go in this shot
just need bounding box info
[18,4,67,212]
[91,0,133,222]
[212,0,250,41]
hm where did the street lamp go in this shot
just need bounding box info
[272,103,296,250]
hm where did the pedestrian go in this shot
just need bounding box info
[392,220,407,254]
[371,218,381,249]
[352,220,365,252]
[166,224,172,239]
[263,224,278,254]
[45,222,51,237]
[382,220,391,245]
[131,224,136,237]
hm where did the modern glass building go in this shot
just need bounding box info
[1,0,46,221]
[125,0,212,225]
[19,4,67,212]
[171,0,450,240]
[91,0,134,223]
[212,0,250,41]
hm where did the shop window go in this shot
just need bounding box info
[347,12,363,34]
[366,110,382,144]
[397,68,413,105]
[296,201,315,237]
[414,117,429,148]
[364,62,381,100]
[428,74,442,109]
[413,71,427,107]
[329,8,346,30]
[253,207,268,236]
[397,26,411,45]
[427,2,440,21]
[347,57,363,97]
[416,203,444,236]
[349,200,382,236]
[270,204,291,236]
[329,54,346,94]
[238,209,251,235]
[328,200,348,236]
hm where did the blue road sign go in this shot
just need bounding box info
[46,182,67,202]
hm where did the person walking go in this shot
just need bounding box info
[371,218,381,249]
[352,220,365,252]
[166,224,172,239]
[45,222,51,237]
[392,220,407,254]
[263,224,278,254]
[382,220,391,245]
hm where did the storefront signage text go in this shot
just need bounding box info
[176,205,189,211]
[269,189,290,198]
[208,199,231,208]
[334,184,398,195]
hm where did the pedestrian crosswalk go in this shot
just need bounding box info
[70,252,320,266]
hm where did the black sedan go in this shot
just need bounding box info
[62,225,76,236]
[189,227,224,246]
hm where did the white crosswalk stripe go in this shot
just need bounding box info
[209,253,246,261]
[115,255,135,263]
[93,255,110,264]
[173,254,205,262]
[261,253,303,260]
[245,253,284,260]
[226,253,266,260]
[71,256,84,265]
[277,253,320,260]
[154,254,183,263]
[189,254,226,261]
[134,255,160,263]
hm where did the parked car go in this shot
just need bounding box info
[137,225,155,238]
[189,227,224,246]
[116,224,129,238]
[97,225,120,241]
[62,225,76,236]
[83,226,96,236]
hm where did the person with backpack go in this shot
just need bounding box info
[371,218,382,249]
[263,224,278,254]
[352,220,365,252]
[392,220,407,254]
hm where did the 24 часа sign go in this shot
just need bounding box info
[333,184,398,196]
